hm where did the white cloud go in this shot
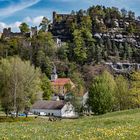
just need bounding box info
[11,21,22,28]
[0,16,44,32]
[0,22,7,29]
[24,16,43,25]
[0,0,41,17]
[0,21,22,32]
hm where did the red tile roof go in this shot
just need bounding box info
[51,78,71,86]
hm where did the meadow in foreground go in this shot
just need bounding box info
[0,109,140,140]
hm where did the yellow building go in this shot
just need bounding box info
[51,66,74,95]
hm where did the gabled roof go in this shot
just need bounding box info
[51,78,71,86]
[32,100,65,110]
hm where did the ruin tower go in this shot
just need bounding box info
[53,11,57,23]
[2,27,11,38]
[31,26,38,37]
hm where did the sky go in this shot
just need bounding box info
[0,0,140,32]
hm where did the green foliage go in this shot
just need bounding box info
[81,16,92,31]
[0,5,140,67]
[57,44,69,61]
[0,5,140,118]
[130,71,140,107]
[41,76,53,100]
[127,23,136,34]
[0,57,42,115]
[71,96,83,113]
[29,31,55,77]
[88,71,116,114]
[39,17,51,32]
[37,31,56,57]
[95,45,102,63]
[19,22,30,33]
[70,70,85,95]
[115,75,130,110]
[73,29,87,64]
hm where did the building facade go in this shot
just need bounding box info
[51,66,75,95]
[31,100,77,118]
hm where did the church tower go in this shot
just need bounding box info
[51,65,58,81]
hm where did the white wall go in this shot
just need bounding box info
[31,109,61,117]
[83,92,89,106]
[61,103,77,117]
[31,103,78,118]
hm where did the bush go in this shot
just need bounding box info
[87,71,116,114]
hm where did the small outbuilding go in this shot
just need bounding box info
[31,100,77,118]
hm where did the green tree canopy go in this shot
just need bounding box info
[39,17,51,32]
[41,75,53,100]
[0,57,42,116]
[73,29,87,64]
[19,22,30,33]
[115,75,130,110]
[87,71,116,114]
[130,71,140,107]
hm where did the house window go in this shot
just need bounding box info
[52,113,54,116]
[48,113,50,116]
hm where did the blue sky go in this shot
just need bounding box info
[0,0,140,31]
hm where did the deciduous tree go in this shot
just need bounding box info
[130,71,140,107]
[0,57,42,116]
[41,75,53,100]
[115,76,130,110]
[87,71,116,114]
[19,22,30,33]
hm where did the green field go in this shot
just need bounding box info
[0,109,140,140]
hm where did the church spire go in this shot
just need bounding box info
[51,64,58,81]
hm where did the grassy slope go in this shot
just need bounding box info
[0,109,140,140]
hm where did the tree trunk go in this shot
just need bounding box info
[16,110,18,118]
[13,58,18,117]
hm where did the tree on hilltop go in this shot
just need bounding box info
[19,22,30,33]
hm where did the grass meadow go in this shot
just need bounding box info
[0,109,140,140]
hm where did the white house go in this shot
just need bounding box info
[82,92,89,107]
[31,100,78,118]
[82,92,93,113]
